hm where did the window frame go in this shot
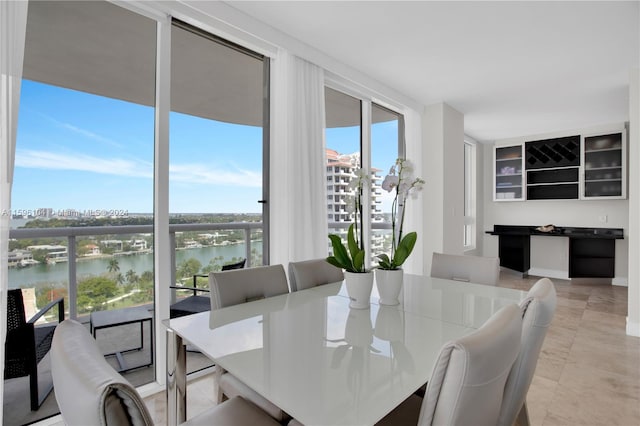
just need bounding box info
[463,138,477,251]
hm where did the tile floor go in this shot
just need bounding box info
[141,272,640,426]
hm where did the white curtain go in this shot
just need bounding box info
[0,0,28,421]
[270,50,328,266]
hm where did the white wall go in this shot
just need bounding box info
[422,103,464,274]
[482,123,629,284]
[627,68,639,336]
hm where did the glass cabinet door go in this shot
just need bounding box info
[582,132,626,199]
[494,145,524,201]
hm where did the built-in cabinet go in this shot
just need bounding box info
[494,145,524,201]
[493,128,627,202]
[525,136,580,200]
[582,132,625,199]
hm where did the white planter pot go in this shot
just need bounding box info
[374,305,403,341]
[375,268,403,306]
[344,271,373,309]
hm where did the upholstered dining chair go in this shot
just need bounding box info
[430,252,500,285]
[209,264,291,421]
[288,258,344,292]
[498,277,557,426]
[51,319,280,426]
[376,303,523,426]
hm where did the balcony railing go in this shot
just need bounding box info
[10,220,389,319]
[9,222,261,319]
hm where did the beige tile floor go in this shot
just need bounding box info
[144,272,640,426]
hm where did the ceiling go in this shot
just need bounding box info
[227,1,639,142]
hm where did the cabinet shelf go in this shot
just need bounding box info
[496,173,522,178]
[585,147,622,154]
[528,182,578,187]
[585,178,622,183]
[586,166,622,171]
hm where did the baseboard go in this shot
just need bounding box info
[626,318,640,337]
[527,267,569,280]
[612,277,628,286]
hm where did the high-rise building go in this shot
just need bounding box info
[326,149,384,253]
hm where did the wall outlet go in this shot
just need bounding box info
[598,215,608,223]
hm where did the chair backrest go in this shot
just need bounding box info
[51,319,154,426]
[430,252,500,285]
[288,258,344,292]
[418,303,522,426]
[222,258,246,271]
[6,289,27,331]
[497,277,557,426]
[209,264,289,309]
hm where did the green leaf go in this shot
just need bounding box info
[326,256,345,270]
[347,224,360,261]
[353,249,365,272]
[328,234,353,270]
[392,232,417,267]
[376,253,392,269]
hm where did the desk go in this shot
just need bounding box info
[165,274,525,426]
[90,306,153,372]
[487,225,624,278]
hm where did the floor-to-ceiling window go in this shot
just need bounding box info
[6,3,272,422]
[464,139,477,250]
[371,104,402,260]
[324,86,404,266]
[7,1,156,422]
[169,21,269,291]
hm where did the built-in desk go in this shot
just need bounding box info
[486,225,624,279]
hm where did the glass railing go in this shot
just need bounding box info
[8,222,262,320]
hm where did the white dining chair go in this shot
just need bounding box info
[498,277,557,426]
[430,252,500,285]
[50,319,280,426]
[377,303,523,426]
[288,258,344,292]
[209,264,291,421]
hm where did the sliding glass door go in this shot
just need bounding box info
[169,21,269,285]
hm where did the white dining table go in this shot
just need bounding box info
[164,273,526,426]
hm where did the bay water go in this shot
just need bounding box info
[9,243,258,290]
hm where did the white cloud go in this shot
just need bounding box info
[37,111,123,148]
[15,150,153,178]
[15,150,261,187]
[59,123,123,148]
[170,163,261,187]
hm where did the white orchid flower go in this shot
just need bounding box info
[382,175,399,192]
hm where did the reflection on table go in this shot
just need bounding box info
[165,273,525,426]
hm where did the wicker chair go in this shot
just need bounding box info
[4,289,64,410]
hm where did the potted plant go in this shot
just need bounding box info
[375,158,424,305]
[327,168,373,309]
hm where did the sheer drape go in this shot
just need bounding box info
[0,0,28,421]
[271,50,327,265]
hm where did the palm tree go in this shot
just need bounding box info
[125,269,138,284]
[107,258,120,275]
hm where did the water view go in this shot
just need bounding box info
[8,242,259,290]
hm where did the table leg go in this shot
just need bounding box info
[166,329,186,425]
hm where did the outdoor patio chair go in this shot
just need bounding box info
[170,258,246,318]
[4,289,64,411]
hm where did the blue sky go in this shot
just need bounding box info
[13,80,398,215]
